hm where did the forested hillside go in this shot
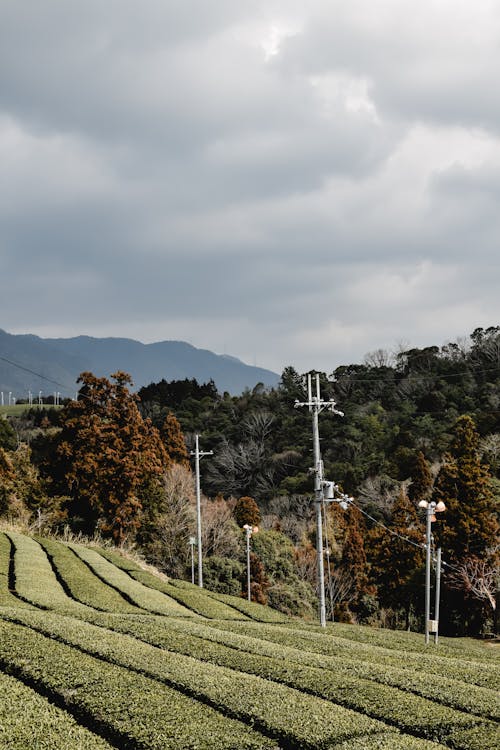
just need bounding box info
[1,327,498,637]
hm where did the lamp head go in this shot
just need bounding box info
[435,501,446,513]
[418,499,428,509]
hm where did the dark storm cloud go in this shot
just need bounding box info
[1,0,499,373]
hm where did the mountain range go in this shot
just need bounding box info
[0,329,280,398]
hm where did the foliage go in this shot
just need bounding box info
[367,488,425,626]
[0,417,16,450]
[55,371,169,543]
[0,669,115,750]
[159,412,190,467]
[68,542,192,616]
[3,326,500,634]
[432,416,499,561]
[3,529,500,750]
[234,495,261,527]
[202,555,244,596]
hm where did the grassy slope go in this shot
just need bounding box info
[0,530,498,750]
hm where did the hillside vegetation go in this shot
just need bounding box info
[0,326,498,636]
[1,530,499,750]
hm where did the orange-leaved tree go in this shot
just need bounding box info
[57,371,169,544]
[159,412,190,468]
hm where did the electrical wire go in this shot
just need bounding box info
[332,363,500,385]
[350,500,426,550]
[349,499,464,573]
[0,354,74,391]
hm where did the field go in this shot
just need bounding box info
[0,530,498,749]
[0,403,62,417]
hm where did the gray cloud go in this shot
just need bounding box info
[1,1,499,376]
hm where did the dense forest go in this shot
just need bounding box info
[0,327,498,636]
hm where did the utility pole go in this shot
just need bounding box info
[190,434,213,588]
[295,373,344,627]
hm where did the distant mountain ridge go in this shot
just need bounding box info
[0,329,280,397]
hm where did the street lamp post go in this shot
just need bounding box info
[243,524,258,602]
[434,546,442,645]
[418,499,446,644]
[189,536,196,585]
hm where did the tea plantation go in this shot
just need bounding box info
[0,530,498,749]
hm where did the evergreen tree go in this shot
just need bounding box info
[340,505,372,610]
[0,446,14,515]
[408,451,433,505]
[160,412,190,468]
[234,495,261,528]
[432,416,499,561]
[57,371,169,543]
[367,487,425,628]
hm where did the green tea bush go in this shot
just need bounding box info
[6,532,88,615]
[0,618,278,750]
[3,608,483,749]
[215,620,499,689]
[0,609,403,748]
[0,669,114,749]
[68,543,193,617]
[36,537,140,614]
[0,532,30,608]
[84,610,499,724]
[129,568,248,619]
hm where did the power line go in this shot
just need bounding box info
[351,499,463,573]
[333,363,500,385]
[0,354,74,391]
[351,500,425,551]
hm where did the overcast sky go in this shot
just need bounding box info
[1,1,499,375]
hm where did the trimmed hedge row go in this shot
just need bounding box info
[95,546,286,622]
[0,532,29,608]
[68,543,193,617]
[90,545,143,572]
[129,569,248,619]
[0,608,444,750]
[0,618,278,750]
[92,546,248,619]
[35,537,141,614]
[210,620,499,690]
[204,590,289,622]
[6,532,90,615]
[60,610,500,744]
[0,668,114,749]
[171,578,289,622]
[289,621,499,665]
[78,611,498,724]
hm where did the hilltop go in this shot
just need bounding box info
[0,329,280,397]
